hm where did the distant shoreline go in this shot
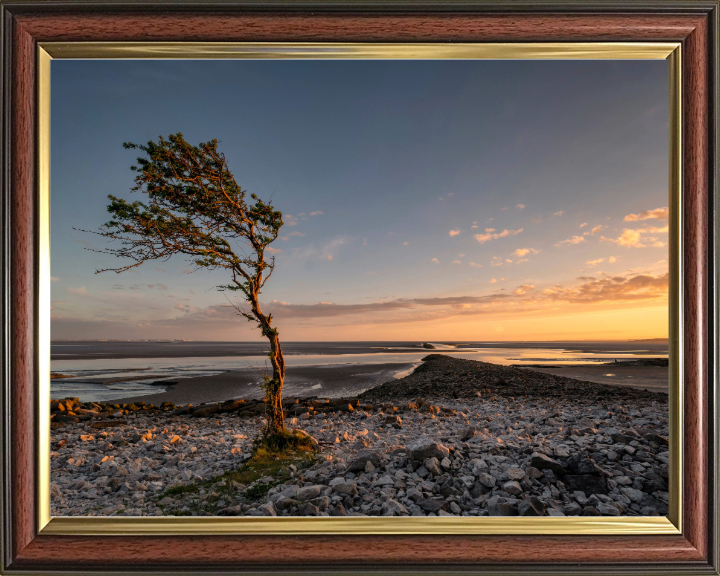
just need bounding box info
[51,339,669,362]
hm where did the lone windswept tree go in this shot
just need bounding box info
[85,133,287,435]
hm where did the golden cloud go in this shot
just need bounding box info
[624,207,669,222]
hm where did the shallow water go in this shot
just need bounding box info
[50,341,667,402]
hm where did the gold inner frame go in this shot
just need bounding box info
[37,42,682,536]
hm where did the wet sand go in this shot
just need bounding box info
[516,365,668,393]
[113,362,414,406]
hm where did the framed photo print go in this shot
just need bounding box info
[1,2,717,574]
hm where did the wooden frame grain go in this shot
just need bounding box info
[1,2,718,574]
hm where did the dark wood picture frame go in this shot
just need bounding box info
[1,2,718,573]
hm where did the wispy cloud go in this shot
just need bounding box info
[513,248,540,257]
[310,211,324,216]
[624,207,669,222]
[448,229,461,236]
[516,204,526,210]
[474,228,523,244]
[555,235,586,246]
[542,273,668,304]
[554,211,565,217]
[512,284,535,295]
[431,258,439,264]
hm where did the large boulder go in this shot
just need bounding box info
[407,440,449,462]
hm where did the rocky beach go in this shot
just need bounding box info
[51,354,669,518]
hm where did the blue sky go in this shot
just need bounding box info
[51,59,669,341]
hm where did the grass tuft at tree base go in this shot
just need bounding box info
[252,427,319,455]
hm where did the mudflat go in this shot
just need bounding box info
[113,362,414,406]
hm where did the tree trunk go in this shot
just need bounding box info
[250,291,285,435]
[265,331,285,434]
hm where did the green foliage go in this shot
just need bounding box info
[81,133,283,307]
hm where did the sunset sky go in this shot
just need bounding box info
[51,59,669,341]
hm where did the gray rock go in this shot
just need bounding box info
[347,450,381,472]
[424,457,442,476]
[382,499,409,516]
[296,485,323,501]
[620,487,645,503]
[530,453,566,477]
[416,498,447,513]
[503,480,522,496]
[407,440,450,462]
[506,467,525,481]
[518,496,545,516]
[565,452,611,478]
[253,503,276,516]
[477,472,496,488]
[332,482,358,496]
[596,502,621,516]
[330,503,348,516]
[563,502,582,516]
[298,502,319,516]
[488,502,518,516]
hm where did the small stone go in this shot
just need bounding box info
[596,502,621,516]
[347,450,381,472]
[298,502,319,516]
[620,487,645,503]
[384,415,402,429]
[518,497,546,516]
[417,498,446,513]
[332,482,359,496]
[382,499,409,516]
[296,485,323,501]
[506,467,525,481]
[424,457,442,476]
[488,502,518,516]
[254,503,276,516]
[502,480,522,496]
[525,466,543,479]
[329,503,348,516]
[477,473,496,488]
